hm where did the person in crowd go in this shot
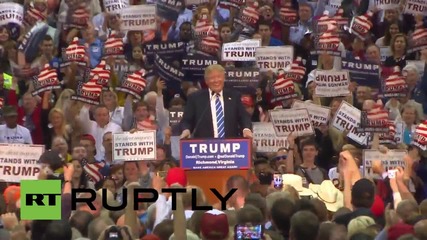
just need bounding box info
[8,90,44,144]
[42,91,73,149]
[257,20,284,47]
[51,136,72,163]
[354,86,373,110]
[101,90,124,127]
[398,105,420,145]
[78,104,122,161]
[289,3,313,45]
[384,33,413,69]
[402,64,427,116]
[375,21,402,47]
[0,106,32,144]
[79,22,103,69]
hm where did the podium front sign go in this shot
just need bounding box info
[180,138,251,170]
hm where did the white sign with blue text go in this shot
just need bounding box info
[180,139,251,170]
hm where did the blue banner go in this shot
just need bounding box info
[145,41,187,64]
[156,0,183,21]
[182,52,219,82]
[180,138,252,170]
[225,67,259,95]
[341,58,381,88]
[153,54,184,85]
[17,22,49,63]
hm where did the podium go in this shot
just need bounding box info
[180,138,252,205]
[186,169,248,205]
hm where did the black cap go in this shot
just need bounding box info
[38,149,65,171]
[351,178,375,201]
[2,106,18,117]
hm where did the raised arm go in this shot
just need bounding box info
[77,105,94,134]
[156,80,169,132]
[122,95,135,131]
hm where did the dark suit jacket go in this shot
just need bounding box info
[181,88,252,138]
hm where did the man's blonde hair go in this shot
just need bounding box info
[204,64,225,79]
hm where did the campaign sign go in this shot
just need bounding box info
[169,107,184,136]
[356,111,389,133]
[331,101,370,145]
[253,122,288,152]
[341,58,380,88]
[145,41,187,64]
[182,53,219,81]
[156,0,183,21]
[113,131,157,161]
[270,108,315,137]
[180,138,252,170]
[0,144,44,183]
[225,67,260,95]
[363,149,406,179]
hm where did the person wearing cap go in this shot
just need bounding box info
[180,64,252,139]
[334,178,376,227]
[199,209,230,240]
[0,105,33,144]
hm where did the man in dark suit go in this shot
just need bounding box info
[180,64,253,138]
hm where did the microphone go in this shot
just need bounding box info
[190,91,216,138]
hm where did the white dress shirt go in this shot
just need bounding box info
[209,89,224,138]
[154,194,172,228]
[109,106,125,127]
[79,106,123,161]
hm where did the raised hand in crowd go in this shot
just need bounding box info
[63,162,74,182]
[0,213,19,231]
[384,203,400,229]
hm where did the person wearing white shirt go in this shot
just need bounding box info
[78,105,123,161]
[180,64,252,139]
[101,90,125,127]
[0,106,33,144]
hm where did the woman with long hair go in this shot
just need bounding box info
[0,26,15,68]
[375,22,402,47]
[70,159,93,189]
[53,89,84,146]
[54,89,75,113]
[42,91,73,149]
[399,104,420,145]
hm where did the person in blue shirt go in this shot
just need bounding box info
[401,105,419,145]
[256,19,284,47]
[289,2,313,45]
[79,23,104,69]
